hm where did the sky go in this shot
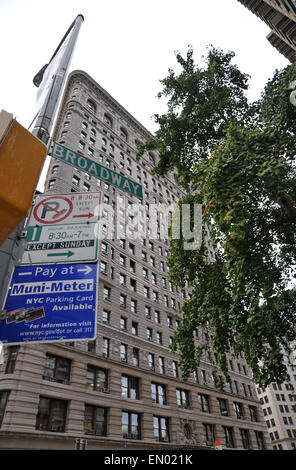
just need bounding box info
[0,0,290,190]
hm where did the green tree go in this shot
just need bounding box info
[137,46,296,388]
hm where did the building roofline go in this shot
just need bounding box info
[67,69,154,139]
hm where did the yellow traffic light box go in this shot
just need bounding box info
[0,110,47,245]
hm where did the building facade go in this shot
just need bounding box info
[238,0,296,61]
[256,350,296,450]
[0,70,270,450]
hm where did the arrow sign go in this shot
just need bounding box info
[47,250,75,258]
[73,213,94,219]
[77,266,93,275]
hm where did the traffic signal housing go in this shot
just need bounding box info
[0,110,47,245]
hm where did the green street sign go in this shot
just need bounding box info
[51,141,143,199]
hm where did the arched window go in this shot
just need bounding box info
[120,127,128,142]
[149,152,155,165]
[104,113,113,128]
[87,99,96,113]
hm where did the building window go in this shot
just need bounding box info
[167,316,173,328]
[87,99,96,113]
[5,346,19,374]
[104,113,112,127]
[102,309,110,326]
[255,431,265,450]
[151,383,166,405]
[86,365,108,392]
[132,321,138,336]
[233,401,244,420]
[153,291,159,302]
[156,332,162,345]
[153,416,169,442]
[79,141,85,150]
[120,294,127,308]
[120,273,126,285]
[144,286,150,298]
[154,310,161,324]
[101,241,108,255]
[84,405,107,436]
[100,261,107,275]
[121,375,139,399]
[217,398,229,416]
[43,354,71,385]
[121,344,128,362]
[172,361,178,378]
[132,348,139,367]
[130,278,136,292]
[88,339,96,353]
[240,428,251,449]
[102,337,110,357]
[48,179,56,189]
[203,423,216,446]
[83,182,90,192]
[122,411,140,439]
[130,260,136,273]
[223,426,235,448]
[129,299,136,314]
[120,317,127,331]
[143,267,148,279]
[103,286,111,301]
[120,127,128,141]
[36,397,67,432]
[198,393,211,413]
[0,391,9,427]
[72,175,80,186]
[249,405,258,422]
[148,353,155,370]
[159,356,165,374]
[176,389,191,409]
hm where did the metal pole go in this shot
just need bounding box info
[32,14,84,144]
[0,15,84,313]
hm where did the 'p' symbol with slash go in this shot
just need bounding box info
[33,196,73,224]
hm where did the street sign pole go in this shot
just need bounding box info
[0,15,84,313]
[31,14,84,144]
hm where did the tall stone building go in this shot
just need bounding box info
[238,0,296,61]
[256,349,296,450]
[0,70,270,450]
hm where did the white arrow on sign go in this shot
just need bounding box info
[77,266,93,275]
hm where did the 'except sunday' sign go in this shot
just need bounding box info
[51,141,143,199]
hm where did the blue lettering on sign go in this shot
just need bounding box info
[0,264,97,345]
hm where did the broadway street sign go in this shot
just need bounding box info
[51,141,143,199]
[0,263,97,345]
